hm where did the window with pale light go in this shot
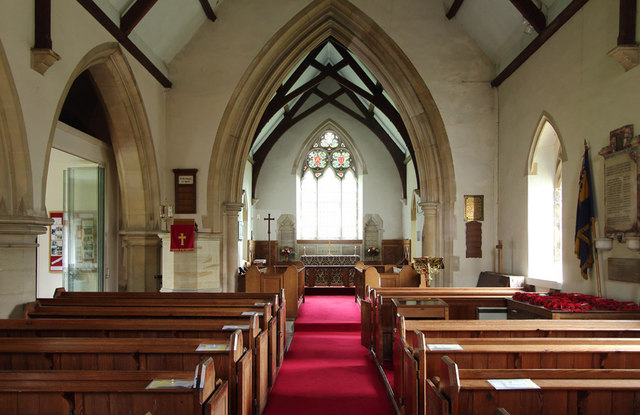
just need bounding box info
[298,131,359,239]
[528,121,563,285]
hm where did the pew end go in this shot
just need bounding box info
[198,357,217,405]
[439,355,460,403]
[205,379,229,415]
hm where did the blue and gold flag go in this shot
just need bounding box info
[574,146,595,280]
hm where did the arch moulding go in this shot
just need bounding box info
[43,43,162,291]
[207,0,456,287]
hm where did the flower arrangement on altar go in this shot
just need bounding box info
[367,247,380,258]
[280,247,295,259]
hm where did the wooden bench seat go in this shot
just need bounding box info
[0,359,226,415]
[364,289,521,360]
[0,332,255,415]
[24,301,279,389]
[244,264,304,319]
[0,316,265,415]
[427,357,640,415]
[52,288,287,370]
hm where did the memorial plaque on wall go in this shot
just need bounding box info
[603,150,637,233]
[608,258,640,284]
[173,169,197,213]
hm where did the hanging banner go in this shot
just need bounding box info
[170,224,195,251]
[49,211,64,271]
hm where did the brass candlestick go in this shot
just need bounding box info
[413,257,444,287]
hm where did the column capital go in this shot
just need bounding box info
[0,215,52,247]
[223,202,244,215]
[419,202,440,216]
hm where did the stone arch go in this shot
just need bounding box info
[208,0,456,286]
[0,38,33,216]
[44,43,161,291]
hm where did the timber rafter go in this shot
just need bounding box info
[251,38,414,198]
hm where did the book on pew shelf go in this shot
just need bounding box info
[145,379,195,389]
[241,311,263,316]
[254,302,268,306]
[223,325,250,330]
[427,344,463,351]
[196,343,231,351]
[488,379,540,390]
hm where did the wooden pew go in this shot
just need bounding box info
[0,359,226,415]
[52,287,288,369]
[244,264,303,318]
[0,331,254,415]
[0,316,263,415]
[365,288,521,360]
[428,356,640,415]
[395,318,640,415]
[364,265,421,290]
[24,299,279,391]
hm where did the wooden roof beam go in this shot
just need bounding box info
[120,0,158,35]
[492,0,590,87]
[76,0,171,87]
[446,0,465,19]
[509,0,546,33]
[199,0,217,22]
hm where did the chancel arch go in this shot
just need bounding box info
[207,0,456,287]
[43,43,161,292]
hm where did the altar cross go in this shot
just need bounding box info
[264,213,275,264]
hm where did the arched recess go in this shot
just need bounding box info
[43,43,161,291]
[291,119,367,175]
[527,112,568,175]
[526,112,567,285]
[0,38,34,217]
[207,0,456,287]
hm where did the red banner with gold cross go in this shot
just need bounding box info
[170,224,195,251]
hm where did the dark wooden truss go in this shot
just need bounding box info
[250,38,416,199]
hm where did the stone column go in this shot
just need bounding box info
[420,202,440,257]
[119,230,161,292]
[223,202,243,292]
[0,215,51,318]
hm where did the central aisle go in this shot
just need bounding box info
[263,295,395,415]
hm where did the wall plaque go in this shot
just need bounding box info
[608,258,640,283]
[603,150,638,233]
[173,169,197,214]
[464,195,484,222]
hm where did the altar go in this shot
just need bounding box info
[301,254,360,287]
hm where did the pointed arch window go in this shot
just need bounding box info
[298,130,359,239]
[528,119,564,285]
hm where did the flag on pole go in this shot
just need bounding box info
[574,145,595,280]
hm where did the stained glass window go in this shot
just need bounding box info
[298,130,359,239]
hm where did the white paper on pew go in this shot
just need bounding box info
[241,311,263,316]
[223,325,250,330]
[146,379,194,389]
[254,302,268,306]
[427,344,463,351]
[488,379,540,390]
[196,344,230,351]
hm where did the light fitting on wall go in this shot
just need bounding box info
[160,200,174,232]
[627,236,640,251]
[595,237,613,251]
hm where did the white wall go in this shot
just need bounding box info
[254,107,403,241]
[168,0,498,284]
[498,0,640,301]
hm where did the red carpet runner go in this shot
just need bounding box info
[263,295,394,415]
